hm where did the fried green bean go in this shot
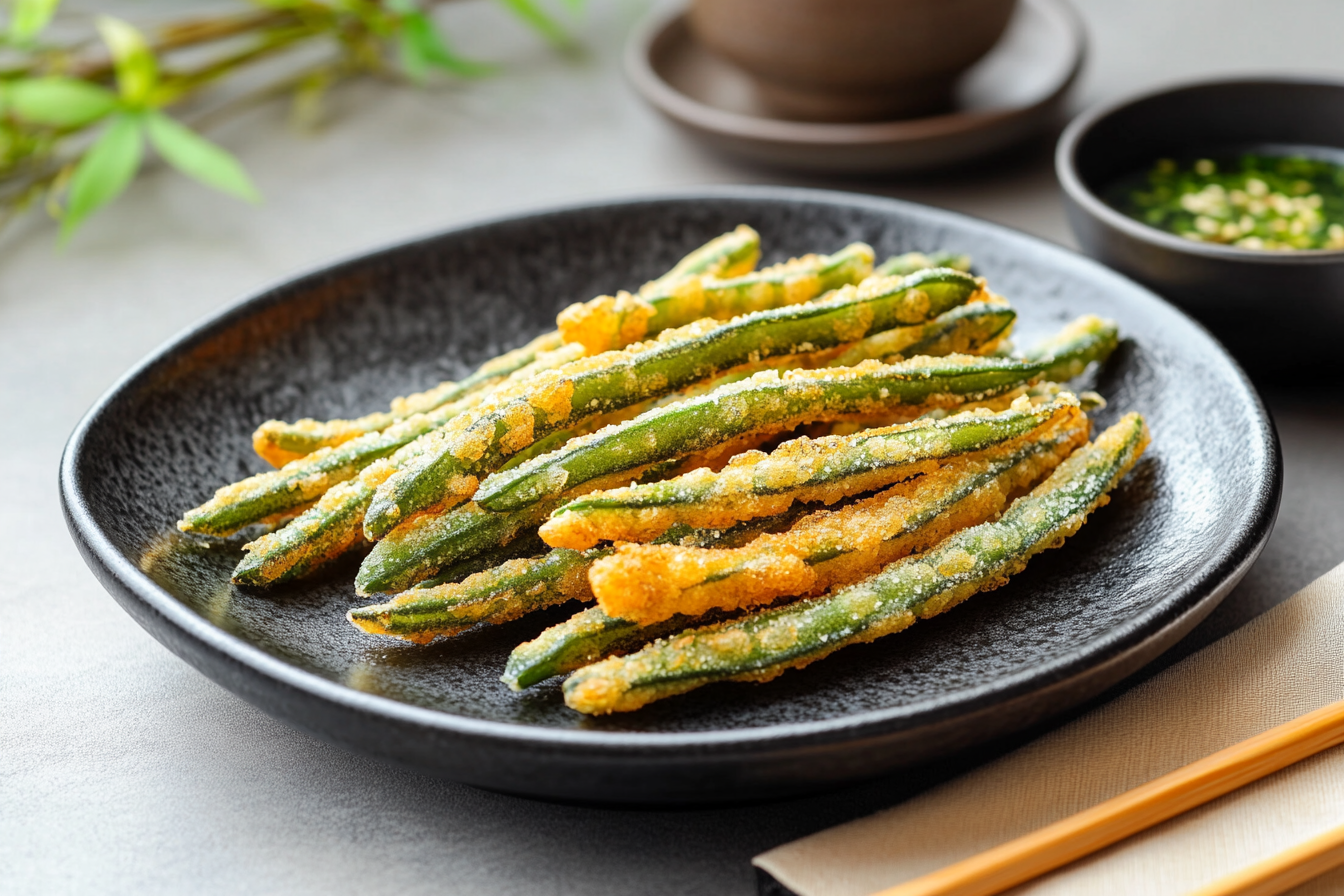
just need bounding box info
[410,531,550,590]
[562,413,1150,714]
[350,431,733,597]
[179,341,589,538]
[353,427,790,595]
[1023,315,1122,382]
[557,240,873,354]
[363,267,986,538]
[875,251,972,278]
[476,316,1117,516]
[829,300,1015,367]
[669,242,875,327]
[251,229,759,465]
[349,547,601,643]
[231,480,373,585]
[250,331,566,467]
[228,397,618,587]
[355,501,556,596]
[503,608,701,691]
[183,398,470,539]
[645,224,763,292]
[349,506,809,648]
[228,392,486,585]
[540,394,1083,550]
[503,414,1089,688]
[587,410,1090,624]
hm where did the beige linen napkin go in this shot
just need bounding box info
[755,561,1344,896]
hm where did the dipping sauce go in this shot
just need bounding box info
[1108,153,1344,251]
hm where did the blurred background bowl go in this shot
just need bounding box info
[628,0,1084,174]
[687,0,1018,122]
[1056,78,1344,381]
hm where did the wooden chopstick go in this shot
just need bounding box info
[873,698,1344,896]
[1187,822,1344,896]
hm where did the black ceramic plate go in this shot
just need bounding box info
[62,189,1280,805]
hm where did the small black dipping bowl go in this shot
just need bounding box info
[1056,78,1344,381]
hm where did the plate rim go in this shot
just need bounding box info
[60,185,1282,759]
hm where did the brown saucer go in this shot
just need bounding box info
[625,0,1086,174]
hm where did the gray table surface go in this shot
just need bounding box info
[5,1,1344,893]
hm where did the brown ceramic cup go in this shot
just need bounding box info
[688,0,1019,122]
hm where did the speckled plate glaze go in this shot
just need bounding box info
[61,189,1280,805]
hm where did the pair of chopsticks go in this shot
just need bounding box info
[874,698,1344,896]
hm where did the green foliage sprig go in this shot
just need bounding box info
[0,0,579,242]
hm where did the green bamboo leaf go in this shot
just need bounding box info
[398,31,429,84]
[145,112,260,203]
[8,0,60,43]
[494,0,571,47]
[97,17,157,106]
[7,77,118,127]
[401,12,494,79]
[61,114,144,242]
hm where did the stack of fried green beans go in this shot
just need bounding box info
[178,226,1146,715]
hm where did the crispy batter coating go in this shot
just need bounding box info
[375,274,1025,532]
[556,259,806,355]
[234,480,371,584]
[363,331,687,522]
[557,291,658,358]
[182,339,590,539]
[829,293,1010,368]
[251,331,568,467]
[541,395,1083,549]
[181,445,349,536]
[556,243,874,354]
[349,551,596,644]
[382,332,948,526]
[587,414,1088,624]
[564,414,1149,714]
[554,226,763,354]
[646,224,762,289]
[591,544,815,626]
